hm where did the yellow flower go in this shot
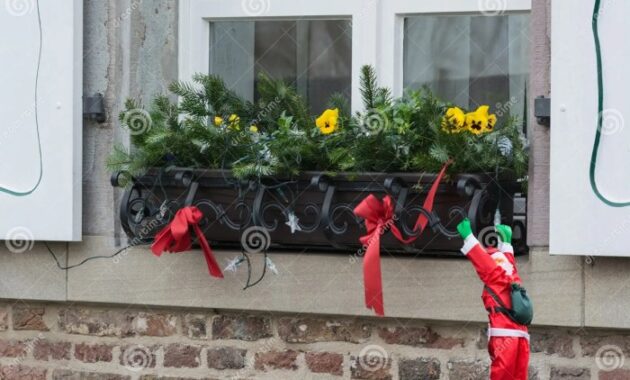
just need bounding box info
[316,108,339,135]
[441,107,466,133]
[228,114,240,130]
[249,125,259,133]
[487,113,497,132]
[213,116,223,126]
[465,105,497,135]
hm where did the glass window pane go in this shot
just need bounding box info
[209,19,352,113]
[403,14,529,123]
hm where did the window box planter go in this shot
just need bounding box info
[111,168,526,256]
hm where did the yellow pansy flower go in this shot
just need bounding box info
[249,125,259,133]
[213,116,223,126]
[465,105,497,135]
[487,113,497,132]
[316,108,339,135]
[441,107,466,133]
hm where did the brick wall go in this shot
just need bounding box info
[0,302,628,380]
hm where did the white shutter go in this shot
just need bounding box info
[0,0,82,241]
[550,0,630,256]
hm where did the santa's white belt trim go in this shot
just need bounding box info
[487,327,530,341]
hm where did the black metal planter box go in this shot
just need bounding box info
[111,168,527,256]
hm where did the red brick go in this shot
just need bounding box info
[207,347,246,369]
[377,326,463,349]
[58,308,177,337]
[448,359,489,380]
[52,369,130,380]
[350,354,392,380]
[58,308,133,337]
[0,307,8,331]
[580,335,630,357]
[550,367,590,380]
[138,376,218,380]
[0,365,46,380]
[398,358,440,380]
[12,305,48,331]
[119,344,157,371]
[183,314,209,339]
[74,343,113,363]
[163,344,201,368]
[33,340,71,361]
[531,331,575,358]
[0,340,27,357]
[254,350,299,371]
[212,315,272,341]
[305,352,343,376]
[130,312,177,337]
[600,369,630,380]
[278,318,371,343]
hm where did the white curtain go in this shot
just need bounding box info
[403,14,529,124]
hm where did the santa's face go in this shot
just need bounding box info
[490,252,514,276]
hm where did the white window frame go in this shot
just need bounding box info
[378,0,532,97]
[178,0,378,113]
[179,0,531,112]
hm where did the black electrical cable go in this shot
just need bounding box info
[44,242,149,270]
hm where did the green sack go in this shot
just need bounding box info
[509,283,534,325]
[485,283,534,326]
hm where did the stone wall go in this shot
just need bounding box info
[0,302,628,380]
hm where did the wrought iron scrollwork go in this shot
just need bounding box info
[112,169,521,255]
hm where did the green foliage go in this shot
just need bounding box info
[108,67,528,184]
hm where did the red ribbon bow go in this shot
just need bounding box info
[353,161,451,316]
[151,206,223,278]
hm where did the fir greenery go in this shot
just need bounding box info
[108,66,528,184]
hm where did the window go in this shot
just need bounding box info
[209,19,352,112]
[403,14,529,121]
[179,0,531,112]
[179,0,377,112]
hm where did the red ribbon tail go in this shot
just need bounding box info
[363,233,384,316]
[193,224,224,279]
[414,160,452,233]
[151,227,172,257]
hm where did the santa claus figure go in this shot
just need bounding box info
[458,218,530,380]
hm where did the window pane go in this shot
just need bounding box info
[209,19,352,113]
[403,14,529,122]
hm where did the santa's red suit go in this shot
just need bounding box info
[461,236,529,380]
